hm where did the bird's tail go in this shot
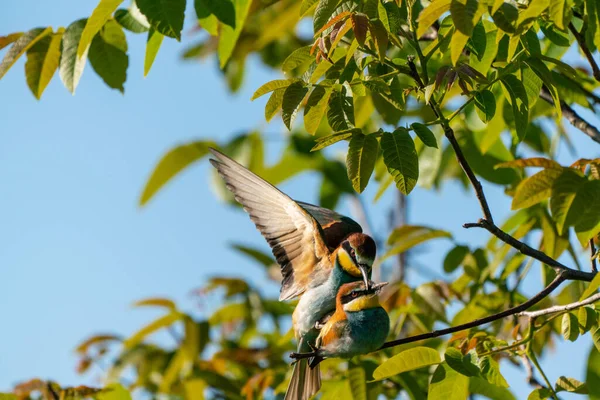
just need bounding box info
[284,341,321,400]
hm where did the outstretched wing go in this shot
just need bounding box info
[297,202,363,251]
[209,148,331,301]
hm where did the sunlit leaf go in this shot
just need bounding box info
[561,312,579,341]
[501,75,529,142]
[25,29,63,99]
[444,348,480,377]
[469,377,516,400]
[347,133,379,193]
[217,0,251,67]
[144,29,163,77]
[59,19,88,94]
[77,0,125,58]
[555,376,588,394]
[417,0,451,38]
[252,79,298,100]
[123,312,182,348]
[373,347,442,380]
[140,140,217,206]
[133,297,177,311]
[282,81,308,130]
[305,86,334,135]
[429,362,469,400]
[512,168,563,210]
[115,5,150,33]
[0,27,52,80]
[348,367,366,400]
[474,90,496,123]
[383,225,451,260]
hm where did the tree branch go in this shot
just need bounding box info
[540,87,600,145]
[518,291,600,319]
[569,23,600,82]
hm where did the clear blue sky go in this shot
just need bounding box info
[1,2,599,398]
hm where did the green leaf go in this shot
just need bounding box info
[25,29,63,100]
[312,128,359,151]
[314,0,341,33]
[417,0,451,38]
[134,297,177,310]
[59,20,88,94]
[580,273,600,301]
[524,57,562,119]
[282,81,308,130]
[501,74,529,142]
[512,168,563,210]
[136,0,185,40]
[0,27,52,80]
[450,0,482,35]
[209,302,248,324]
[265,88,285,122]
[301,0,320,17]
[383,225,451,260]
[429,362,469,400]
[200,0,235,28]
[373,347,442,380]
[217,0,251,67]
[517,0,550,27]
[411,123,438,148]
[96,384,131,400]
[473,90,496,123]
[123,312,182,348]
[230,244,274,267]
[578,306,596,334]
[140,141,216,206]
[549,0,568,30]
[348,367,366,400]
[528,388,553,400]
[469,377,516,400]
[555,376,588,394]
[572,181,600,244]
[444,348,480,377]
[194,0,218,35]
[77,0,125,58]
[282,45,313,75]
[549,169,587,234]
[444,245,469,272]
[479,356,509,388]
[305,86,334,135]
[587,348,600,399]
[328,88,355,131]
[347,133,379,193]
[381,129,419,195]
[115,5,150,33]
[561,312,579,341]
[251,79,297,100]
[144,29,164,77]
[521,66,542,108]
[88,20,128,92]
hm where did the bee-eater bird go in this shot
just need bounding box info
[208,148,378,400]
[307,281,390,369]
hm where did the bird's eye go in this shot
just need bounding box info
[351,291,358,298]
[350,249,356,258]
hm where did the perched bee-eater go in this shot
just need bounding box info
[307,281,390,368]
[209,149,378,400]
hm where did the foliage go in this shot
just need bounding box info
[2,0,600,399]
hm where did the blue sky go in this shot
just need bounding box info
[1,1,599,398]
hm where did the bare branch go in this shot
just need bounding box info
[540,87,600,145]
[518,291,600,319]
[377,272,568,350]
[569,23,600,82]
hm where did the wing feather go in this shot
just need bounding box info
[210,148,330,300]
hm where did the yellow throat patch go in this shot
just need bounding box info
[343,295,381,312]
[337,249,362,277]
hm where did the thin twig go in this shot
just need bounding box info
[464,219,596,282]
[591,239,598,273]
[569,23,600,82]
[521,354,543,388]
[518,291,600,318]
[540,87,600,144]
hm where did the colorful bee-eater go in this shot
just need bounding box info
[208,149,378,400]
[308,281,390,368]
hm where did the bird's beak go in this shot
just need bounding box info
[371,281,388,293]
[358,263,371,290]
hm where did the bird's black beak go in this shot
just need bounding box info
[358,263,371,290]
